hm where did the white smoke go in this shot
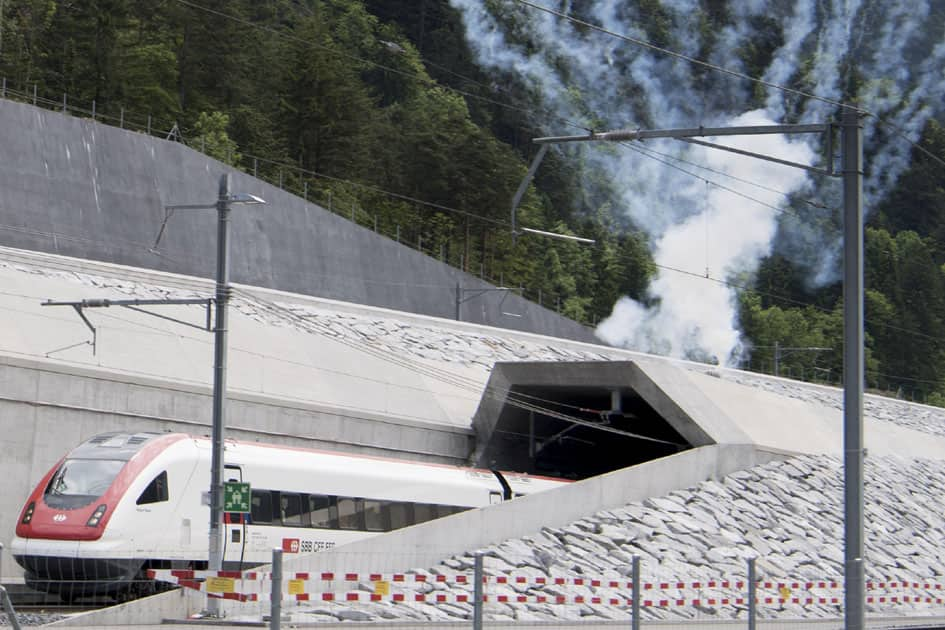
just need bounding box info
[448,0,944,365]
[597,110,815,364]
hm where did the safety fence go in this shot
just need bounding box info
[145,553,945,629]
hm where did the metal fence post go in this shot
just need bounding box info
[119,108,124,128]
[748,557,756,630]
[32,83,36,105]
[631,555,640,630]
[0,585,22,630]
[147,115,151,135]
[303,181,307,200]
[473,552,484,630]
[1,77,5,98]
[270,548,283,630]
[91,99,96,120]
[62,92,67,113]
[0,545,21,630]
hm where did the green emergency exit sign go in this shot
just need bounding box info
[223,482,251,513]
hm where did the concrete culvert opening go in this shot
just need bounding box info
[472,361,711,480]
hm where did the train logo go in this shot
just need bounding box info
[282,538,300,553]
[53,514,67,522]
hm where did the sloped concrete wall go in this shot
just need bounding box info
[290,443,787,575]
[0,97,597,343]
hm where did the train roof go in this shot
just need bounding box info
[66,431,568,486]
[69,432,177,461]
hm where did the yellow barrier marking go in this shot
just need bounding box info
[206,577,236,593]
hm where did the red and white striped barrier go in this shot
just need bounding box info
[147,569,945,608]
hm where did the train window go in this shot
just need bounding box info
[388,502,411,530]
[363,500,388,532]
[306,494,337,529]
[251,490,273,524]
[136,471,168,505]
[336,497,364,530]
[44,459,125,508]
[413,503,435,524]
[280,493,303,526]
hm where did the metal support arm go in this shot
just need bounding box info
[42,297,215,355]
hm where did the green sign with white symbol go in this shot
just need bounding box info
[223,482,251,513]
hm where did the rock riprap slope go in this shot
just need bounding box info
[286,454,945,624]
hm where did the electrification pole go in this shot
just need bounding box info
[207,174,231,612]
[532,110,865,630]
[841,106,865,630]
[160,174,265,617]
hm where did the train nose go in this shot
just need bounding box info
[11,536,80,594]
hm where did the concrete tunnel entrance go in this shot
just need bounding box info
[470,361,716,480]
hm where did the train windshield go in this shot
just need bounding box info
[43,459,125,509]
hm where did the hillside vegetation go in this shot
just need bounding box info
[1,0,943,403]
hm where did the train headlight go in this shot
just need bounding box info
[86,504,107,527]
[21,502,35,524]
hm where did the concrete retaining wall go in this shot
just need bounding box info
[0,98,597,343]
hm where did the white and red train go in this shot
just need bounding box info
[12,431,566,600]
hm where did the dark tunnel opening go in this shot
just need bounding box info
[478,384,695,480]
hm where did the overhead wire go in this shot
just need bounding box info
[618,140,834,211]
[2,244,940,404]
[244,153,512,228]
[0,246,627,417]
[513,0,861,115]
[616,141,837,227]
[9,2,945,386]
[513,0,945,173]
[230,287,682,444]
[170,0,592,135]
[156,0,945,388]
[650,259,945,345]
[0,280,489,412]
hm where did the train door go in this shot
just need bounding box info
[222,465,248,570]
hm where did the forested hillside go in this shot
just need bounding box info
[1,0,943,403]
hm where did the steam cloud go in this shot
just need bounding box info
[448,0,945,365]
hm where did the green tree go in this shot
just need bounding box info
[739,292,841,381]
[278,9,379,179]
[873,120,945,263]
[192,111,240,165]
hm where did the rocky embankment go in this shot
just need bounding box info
[284,454,945,623]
